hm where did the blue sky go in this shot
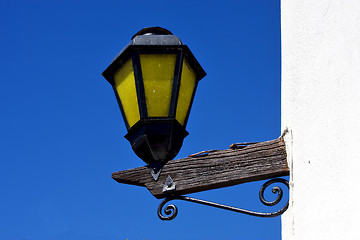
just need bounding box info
[0,0,283,239]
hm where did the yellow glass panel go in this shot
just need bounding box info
[176,59,196,125]
[113,59,140,128]
[140,54,176,117]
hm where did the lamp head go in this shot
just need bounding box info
[102,27,206,180]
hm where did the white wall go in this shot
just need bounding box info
[281,1,360,239]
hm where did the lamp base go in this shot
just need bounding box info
[125,118,189,180]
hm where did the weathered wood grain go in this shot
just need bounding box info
[112,138,289,199]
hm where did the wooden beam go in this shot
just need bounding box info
[112,138,289,199]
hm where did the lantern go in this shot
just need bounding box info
[102,27,206,180]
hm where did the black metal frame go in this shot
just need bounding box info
[103,45,205,131]
[157,178,289,220]
[131,53,148,119]
[168,51,183,118]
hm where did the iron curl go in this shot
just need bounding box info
[157,178,289,220]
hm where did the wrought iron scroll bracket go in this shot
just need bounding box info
[157,178,289,221]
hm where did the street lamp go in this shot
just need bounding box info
[102,27,206,180]
[103,27,290,221]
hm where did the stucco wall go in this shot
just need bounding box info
[281,1,360,239]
